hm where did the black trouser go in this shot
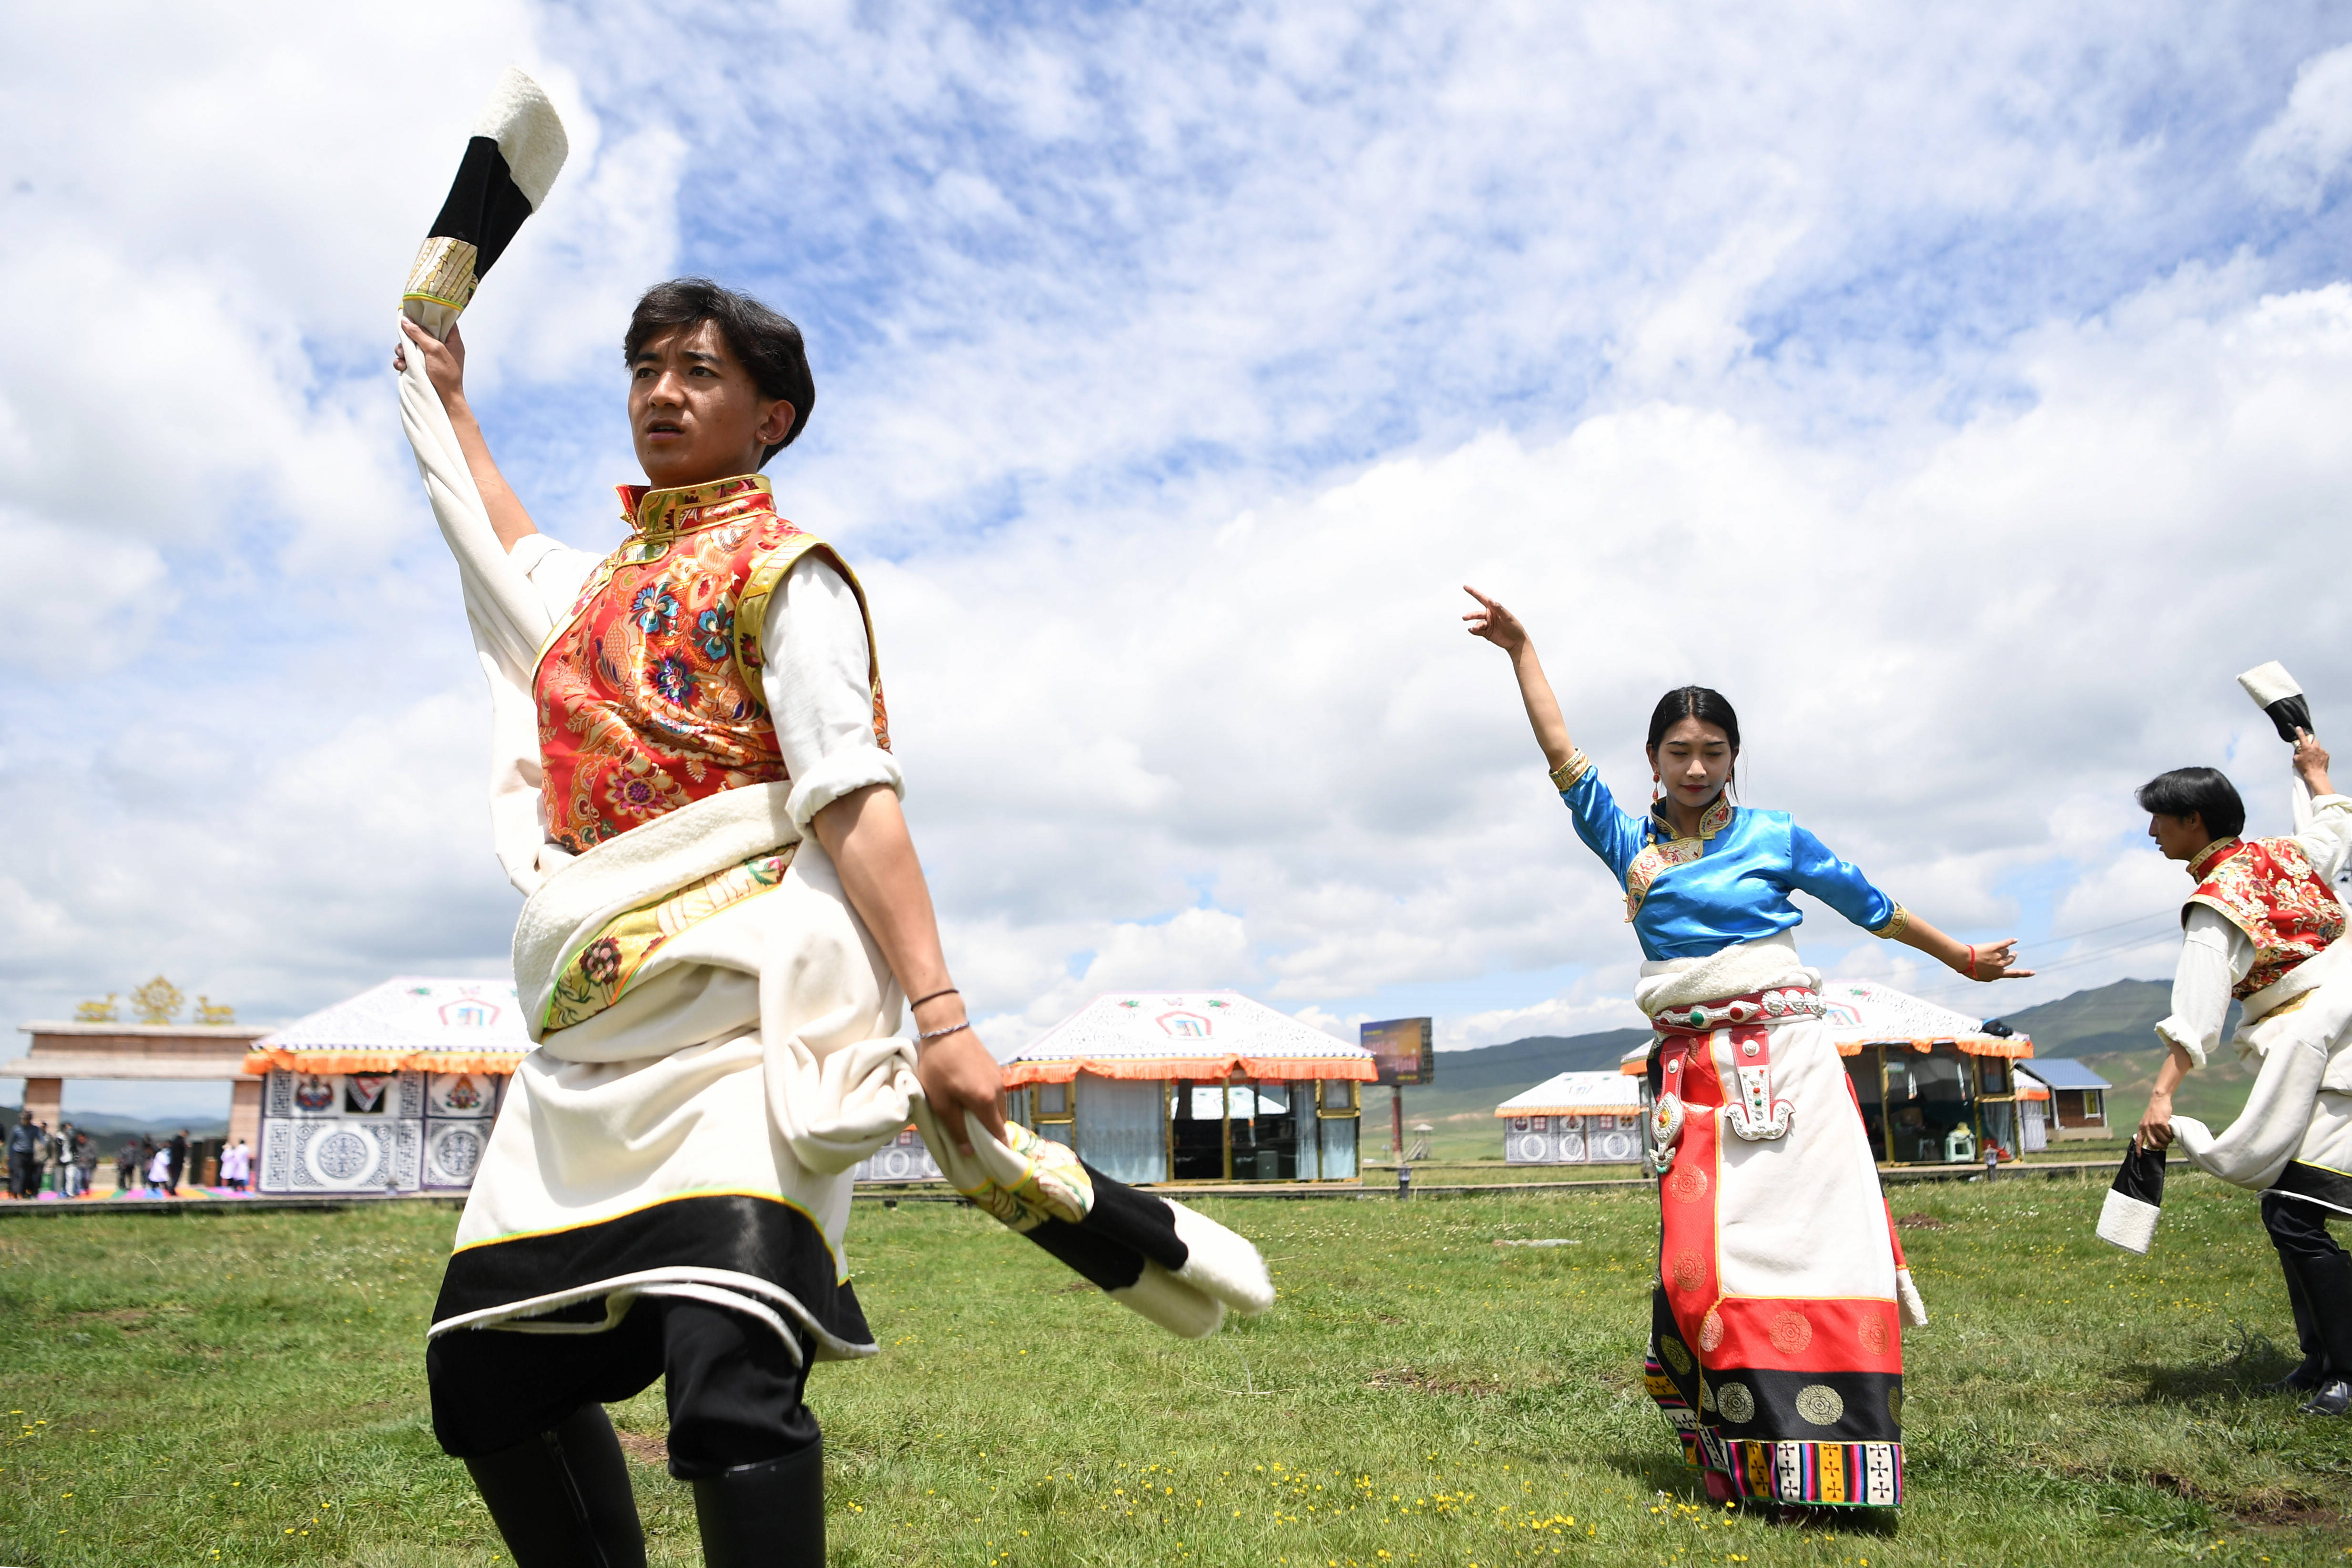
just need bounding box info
[2263,1192,2352,1375]
[428,1297,819,1478]
[6,1154,30,1198]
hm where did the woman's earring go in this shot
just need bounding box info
[1651,773,1662,805]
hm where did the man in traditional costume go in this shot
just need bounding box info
[2133,706,2352,1415]
[1465,587,2030,1516]
[392,71,1270,1568]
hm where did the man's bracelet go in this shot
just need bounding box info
[916,1021,972,1045]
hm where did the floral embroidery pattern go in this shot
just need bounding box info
[544,849,796,1032]
[2186,836,2348,999]
[533,474,888,852]
[1623,794,1736,922]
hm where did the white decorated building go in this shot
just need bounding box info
[244,977,526,1195]
[1001,991,1377,1184]
[1496,1071,1647,1165]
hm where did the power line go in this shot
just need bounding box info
[1905,928,2179,1006]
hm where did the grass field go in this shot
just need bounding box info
[3,1173,2349,1567]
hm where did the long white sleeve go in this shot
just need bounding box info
[2289,793,2352,885]
[2154,906,2254,1069]
[761,555,904,830]
[507,531,601,620]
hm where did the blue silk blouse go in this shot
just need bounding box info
[1559,763,1902,962]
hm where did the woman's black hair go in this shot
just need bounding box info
[2136,767,2246,841]
[623,277,815,463]
[1645,686,1741,756]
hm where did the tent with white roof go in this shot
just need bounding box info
[1002,991,1376,1184]
[1495,1070,1646,1165]
[244,977,526,1196]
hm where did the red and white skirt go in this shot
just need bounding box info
[1635,940,1922,1509]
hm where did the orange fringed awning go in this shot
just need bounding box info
[1003,1054,1378,1089]
[1830,1036,2034,1059]
[242,1049,526,1077]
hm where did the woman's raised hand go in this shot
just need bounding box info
[394,319,471,413]
[1463,585,1528,654]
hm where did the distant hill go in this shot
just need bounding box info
[1988,978,2254,1132]
[1426,1028,1653,1093]
[1397,1028,1650,1133]
[1988,979,2227,1059]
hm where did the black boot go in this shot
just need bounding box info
[691,1441,825,1568]
[2269,1261,2329,1392]
[2300,1245,2352,1393]
[463,1404,647,1568]
[2300,1378,2352,1416]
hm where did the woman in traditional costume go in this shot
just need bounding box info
[1464,586,2029,1513]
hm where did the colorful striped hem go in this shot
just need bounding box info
[1700,1430,1902,1508]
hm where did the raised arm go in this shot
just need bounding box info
[1463,585,1575,771]
[394,321,541,553]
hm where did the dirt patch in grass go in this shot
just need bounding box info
[1364,1365,1506,1396]
[66,1308,156,1329]
[614,1427,669,1467]
[2139,1469,2339,1526]
[1895,1212,1948,1231]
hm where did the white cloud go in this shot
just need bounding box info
[6,4,2352,1073]
[2247,43,2352,209]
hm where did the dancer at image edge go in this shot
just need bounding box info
[2132,733,2352,1415]
[1465,586,2028,1515]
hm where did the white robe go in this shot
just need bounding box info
[399,336,933,1359]
[2162,796,2352,1211]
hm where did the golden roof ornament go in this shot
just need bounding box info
[130,975,184,1026]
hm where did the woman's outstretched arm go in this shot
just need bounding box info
[1888,914,2033,982]
[1464,585,1575,771]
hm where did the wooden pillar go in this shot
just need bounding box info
[22,1078,62,1128]
[1221,1070,1233,1181]
[229,1079,263,1152]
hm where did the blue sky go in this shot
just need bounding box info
[9,2,2352,1116]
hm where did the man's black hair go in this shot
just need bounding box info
[2136,766,2246,841]
[624,277,815,464]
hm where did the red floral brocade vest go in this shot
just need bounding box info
[533,475,889,853]
[2185,835,2347,1000]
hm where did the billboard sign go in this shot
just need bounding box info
[1362,1017,1435,1087]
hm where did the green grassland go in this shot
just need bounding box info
[3,1174,2349,1567]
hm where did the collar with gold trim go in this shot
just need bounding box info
[2187,837,2244,881]
[613,473,775,540]
[1649,793,1734,845]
